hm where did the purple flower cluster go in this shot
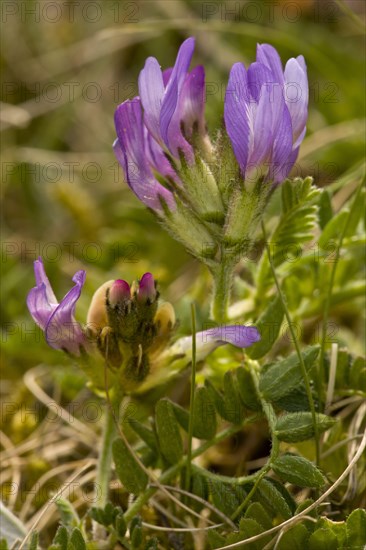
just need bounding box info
[113,37,308,212]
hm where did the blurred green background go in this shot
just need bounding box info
[1,0,365,378]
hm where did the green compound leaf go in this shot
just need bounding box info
[222,370,246,424]
[112,438,148,495]
[308,528,338,549]
[191,386,217,439]
[244,502,273,530]
[256,478,293,520]
[155,398,183,464]
[69,528,86,550]
[259,346,319,402]
[272,454,326,488]
[276,523,310,549]
[275,412,336,443]
[247,295,284,359]
[346,508,366,548]
[257,177,320,294]
[236,366,262,411]
[226,518,265,549]
[128,419,159,453]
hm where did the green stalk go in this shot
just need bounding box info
[230,361,279,521]
[184,303,197,494]
[211,254,234,322]
[261,221,320,466]
[95,404,117,508]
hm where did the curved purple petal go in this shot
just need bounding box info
[27,258,58,330]
[179,65,206,138]
[114,99,175,212]
[144,129,181,184]
[160,37,195,146]
[224,62,250,177]
[27,283,56,331]
[45,270,86,354]
[274,144,300,184]
[256,43,284,85]
[284,57,308,143]
[248,84,273,168]
[163,67,173,86]
[138,57,165,143]
[270,102,293,183]
[247,62,276,102]
[34,257,57,303]
[198,325,260,348]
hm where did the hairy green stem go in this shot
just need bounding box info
[96,404,117,508]
[184,303,197,494]
[261,220,320,466]
[211,255,234,322]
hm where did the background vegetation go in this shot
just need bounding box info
[1,1,365,548]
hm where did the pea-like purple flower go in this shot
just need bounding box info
[27,259,260,383]
[224,43,308,183]
[27,257,88,355]
[114,37,207,214]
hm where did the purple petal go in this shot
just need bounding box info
[198,325,261,348]
[27,258,58,330]
[114,99,175,212]
[27,283,56,331]
[178,65,206,138]
[45,270,86,355]
[163,67,173,86]
[224,62,250,176]
[256,43,284,84]
[144,128,181,184]
[138,57,165,142]
[248,84,273,167]
[247,62,276,102]
[33,257,57,304]
[284,57,308,143]
[293,125,306,149]
[270,102,294,183]
[160,37,195,146]
[296,54,307,73]
[274,145,300,184]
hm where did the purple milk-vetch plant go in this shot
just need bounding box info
[113,38,309,322]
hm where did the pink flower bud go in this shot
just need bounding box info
[138,273,156,303]
[109,279,131,307]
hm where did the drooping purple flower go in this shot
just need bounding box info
[113,37,206,213]
[174,324,260,362]
[114,99,176,213]
[224,43,308,184]
[138,37,205,159]
[27,258,88,355]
